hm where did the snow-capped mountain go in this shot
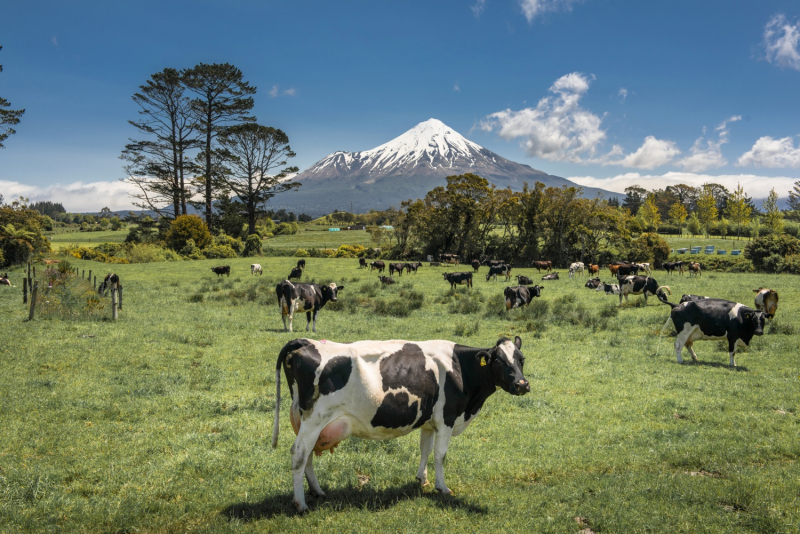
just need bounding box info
[275,119,619,215]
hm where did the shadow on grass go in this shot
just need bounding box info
[685,360,749,372]
[222,481,488,520]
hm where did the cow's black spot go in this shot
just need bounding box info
[372,344,438,429]
[288,342,322,413]
[442,344,496,428]
[319,356,352,396]
[371,391,419,429]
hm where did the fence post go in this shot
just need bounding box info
[118,285,123,310]
[23,278,28,304]
[28,282,38,321]
[88,270,92,283]
[93,276,97,291]
[33,266,36,279]
[82,270,85,280]
[28,262,31,284]
[111,286,118,321]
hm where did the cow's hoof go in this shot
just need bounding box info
[293,500,309,513]
[417,477,429,487]
[435,486,452,495]
[310,488,326,497]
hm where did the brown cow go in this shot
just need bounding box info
[608,264,621,276]
[753,288,778,319]
[531,260,552,273]
[588,264,599,275]
[687,262,701,277]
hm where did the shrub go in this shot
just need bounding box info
[294,248,310,257]
[213,234,244,255]
[781,254,800,274]
[629,232,671,267]
[745,234,800,272]
[274,222,298,235]
[242,234,262,257]
[335,244,366,258]
[203,245,237,259]
[165,215,211,251]
[0,248,4,267]
[127,243,178,263]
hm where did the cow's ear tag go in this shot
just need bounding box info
[480,355,488,366]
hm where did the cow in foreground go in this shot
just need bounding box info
[272,336,530,512]
[618,275,670,306]
[680,294,710,304]
[504,285,542,309]
[659,297,771,366]
[486,264,511,282]
[276,280,344,333]
[542,272,559,280]
[251,264,263,275]
[753,288,778,319]
[98,273,120,296]
[288,267,303,281]
[516,274,533,285]
[211,265,230,278]
[443,272,473,289]
[370,261,385,273]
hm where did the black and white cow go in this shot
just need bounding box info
[504,285,542,309]
[541,272,559,280]
[378,275,395,285]
[389,263,405,277]
[615,263,641,278]
[288,267,303,281]
[485,264,511,282]
[568,262,584,278]
[596,282,620,295]
[516,274,534,285]
[297,259,306,270]
[617,275,670,306]
[584,277,601,289]
[680,294,710,304]
[663,261,684,275]
[439,253,459,265]
[276,280,344,333]
[370,261,386,273]
[251,263,263,275]
[659,297,771,366]
[98,273,120,296]
[211,265,230,277]
[359,258,367,269]
[482,259,505,267]
[753,287,779,318]
[443,272,473,289]
[0,274,10,286]
[272,336,530,512]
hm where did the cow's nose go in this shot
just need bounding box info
[517,379,530,394]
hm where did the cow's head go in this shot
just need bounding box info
[479,336,529,395]
[742,308,768,336]
[530,285,542,297]
[321,283,344,302]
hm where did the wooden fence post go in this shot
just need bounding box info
[23,278,27,304]
[82,270,85,280]
[28,282,38,321]
[111,286,118,321]
[88,270,92,283]
[93,276,97,290]
[33,266,36,278]
[27,262,31,284]
[118,285,123,310]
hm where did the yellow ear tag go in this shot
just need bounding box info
[480,356,488,366]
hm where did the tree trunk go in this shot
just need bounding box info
[204,103,213,231]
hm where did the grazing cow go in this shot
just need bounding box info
[541,272,559,280]
[636,263,651,274]
[585,277,601,289]
[359,258,367,269]
[98,273,120,295]
[405,262,422,275]
[531,260,552,273]
[659,297,771,366]
[439,253,459,265]
[482,259,505,267]
[504,285,542,309]
[443,272,473,289]
[378,276,395,285]
[297,259,306,270]
[288,267,303,281]
[429,261,441,267]
[608,264,621,276]
[753,288,779,318]
[275,280,344,333]
[618,275,670,306]
[370,261,386,273]
[596,282,621,295]
[211,265,231,278]
[251,264,263,275]
[272,336,530,512]
[663,261,684,275]
[471,259,481,272]
[0,274,11,286]
[568,262,585,278]
[588,264,600,275]
[687,262,701,277]
[486,264,511,282]
[680,294,710,303]
[615,264,641,278]
[389,263,405,276]
[516,274,533,285]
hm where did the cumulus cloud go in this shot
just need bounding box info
[269,85,296,97]
[738,135,800,168]
[481,72,606,162]
[472,0,486,18]
[615,136,681,170]
[569,172,797,199]
[0,180,141,213]
[764,14,800,70]
[282,87,296,97]
[269,85,279,97]
[618,87,628,103]
[520,0,582,23]
[676,115,741,172]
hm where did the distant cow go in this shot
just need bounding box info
[359,258,367,269]
[636,263,651,274]
[276,280,344,333]
[569,262,585,278]
[596,282,620,295]
[297,259,306,270]
[98,273,120,295]
[663,261,684,275]
[370,261,386,273]
[585,277,601,289]
[378,276,396,285]
[618,275,670,306]
[504,285,542,309]
[482,259,505,268]
[471,259,481,272]
[439,254,459,265]
[443,272,473,289]
[659,296,771,366]
[389,263,405,276]
[753,288,779,319]
[680,294,710,304]
[531,260,552,273]
[288,267,303,281]
[541,272,559,281]
[251,264,263,275]
[615,264,641,278]
[211,265,230,278]
[429,261,442,267]
[588,264,600,275]
[516,274,533,285]
[608,264,621,276]
[0,273,10,286]
[405,262,422,275]
[272,336,529,512]
[486,264,511,282]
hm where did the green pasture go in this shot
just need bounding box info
[47,229,129,250]
[266,228,373,250]
[0,256,798,533]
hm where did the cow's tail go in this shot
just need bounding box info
[656,286,680,308]
[272,343,292,448]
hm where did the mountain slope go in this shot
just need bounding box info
[274,118,620,215]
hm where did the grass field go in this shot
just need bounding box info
[47,229,129,250]
[1,254,797,533]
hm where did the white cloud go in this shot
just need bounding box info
[481,72,607,162]
[615,136,681,170]
[472,0,486,18]
[51,36,58,47]
[569,172,798,199]
[269,85,295,97]
[453,82,460,92]
[764,14,800,70]
[618,87,628,103]
[0,180,141,213]
[738,135,800,168]
[520,0,581,23]
[269,85,279,97]
[676,115,741,172]
[282,87,296,97]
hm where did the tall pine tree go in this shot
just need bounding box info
[0,46,25,149]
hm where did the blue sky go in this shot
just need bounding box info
[2,0,800,211]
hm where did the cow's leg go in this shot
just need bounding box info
[290,425,325,512]
[674,324,695,363]
[305,311,313,332]
[416,427,434,486]
[728,338,737,367]
[311,310,318,333]
[433,427,454,494]
[304,454,325,497]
